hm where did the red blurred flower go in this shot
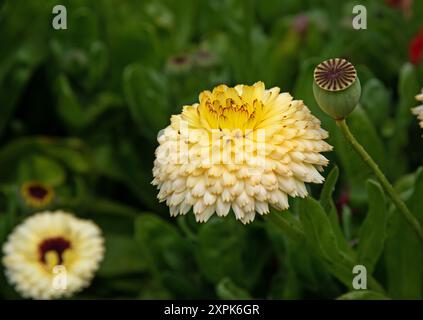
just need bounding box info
[292,14,309,38]
[336,189,350,215]
[385,0,413,17]
[409,28,423,65]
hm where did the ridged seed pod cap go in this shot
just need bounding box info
[313,58,361,119]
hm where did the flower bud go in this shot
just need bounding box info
[313,58,361,120]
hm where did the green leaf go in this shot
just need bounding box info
[0,3,47,138]
[361,78,390,127]
[103,277,146,296]
[0,214,9,245]
[0,55,39,137]
[267,209,304,244]
[299,197,355,288]
[319,166,353,255]
[409,168,423,224]
[216,278,252,300]
[300,197,345,262]
[196,217,270,289]
[134,214,203,298]
[394,172,416,200]
[67,6,99,49]
[138,279,172,299]
[268,268,302,299]
[56,74,85,129]
[320,166,339,214]
[55,75,119,130]
[87,138,159,211]
[266,220,341,299]
[44,147,90,174]
[135,214,190,272]
[86,41,108,88]
[0,137,92,185]
[341,205,353,242]
[357,180,388,274]
[385,168,423,299]
[98,234,146,277]
[17,154,65,186]
[123,64,169,142]
[116,140,162,211]
[337,290,389,300]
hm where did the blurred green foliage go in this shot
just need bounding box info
[1,0,423,299]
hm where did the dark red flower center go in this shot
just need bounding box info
[39,237,71,265]
[28,184,48,200]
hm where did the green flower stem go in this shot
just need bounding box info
[177,216,197,242]
[59,197,140,219]
[85,198,140,218]
[336,119,423,244]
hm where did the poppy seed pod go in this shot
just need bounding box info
[313,58,361,120]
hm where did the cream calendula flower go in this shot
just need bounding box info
[2,211,104,299]
[152,82,332,224]
[413,89,423,131]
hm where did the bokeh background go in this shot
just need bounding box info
[1,0,423,299]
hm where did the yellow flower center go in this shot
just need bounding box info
[44,249,74,270]
[196,84,266,130]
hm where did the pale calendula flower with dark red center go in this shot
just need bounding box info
[20,181,54,208]
[152,82,332,224]
[2,211,104,299]
[413,89,423,132]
